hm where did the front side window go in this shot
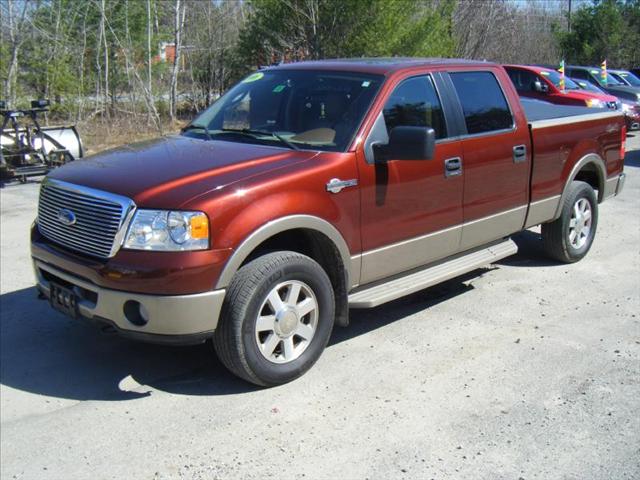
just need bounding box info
[382,75,447,139]
[450,71,514,135]
[185,70,383,152]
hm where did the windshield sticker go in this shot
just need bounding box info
[242,72,264,83]
[540,71,550,76]
[590,70,599,74]
[361,81,371,87]
[272,84,286,93]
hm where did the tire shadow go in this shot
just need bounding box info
[0,287,256,401]
[624,146,640,168]
[1,272,486,401]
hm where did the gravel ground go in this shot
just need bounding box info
[1,135,639,480]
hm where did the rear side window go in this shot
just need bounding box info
[505,67,539,92]
[450,71,513,134]
[383,75,447,139]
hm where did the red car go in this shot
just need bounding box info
[505,64,620,110]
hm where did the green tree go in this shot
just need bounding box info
[557,0,640,68]
[236,0,456,72]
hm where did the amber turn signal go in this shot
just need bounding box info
[190,214,209,239]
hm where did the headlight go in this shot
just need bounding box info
[621,102,635,113]
[124,209,209,251]
[585,98,604,108]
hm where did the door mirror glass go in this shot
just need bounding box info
[374,126,435,161]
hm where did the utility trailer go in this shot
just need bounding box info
[1,99,83,182]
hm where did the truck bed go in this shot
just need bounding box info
[520,97,610,122]
[522,97,624,226]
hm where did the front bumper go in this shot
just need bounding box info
[34,260,225,345]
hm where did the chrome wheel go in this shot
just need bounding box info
[568,197,592,249]
[255,280,318,364]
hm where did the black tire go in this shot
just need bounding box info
[541,180,598,263]
[213,251,335,386]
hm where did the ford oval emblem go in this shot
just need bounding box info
[57,208,77,226]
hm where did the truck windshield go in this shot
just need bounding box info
[185,70,384,152]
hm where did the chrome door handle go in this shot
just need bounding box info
[326,178,358,194]
[513,144,527,163]
[444,157,462,178]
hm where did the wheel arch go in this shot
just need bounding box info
[215,215,355,327]
[553,153,606,220]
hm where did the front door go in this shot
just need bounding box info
[358,73,464,285]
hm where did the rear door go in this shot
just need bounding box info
[445,69,531,250]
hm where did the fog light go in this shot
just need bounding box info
[123,300,149,326]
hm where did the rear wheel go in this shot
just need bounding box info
[214,251,335,386]
[541,181,598,263]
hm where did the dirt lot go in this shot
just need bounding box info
[1,135,639,480]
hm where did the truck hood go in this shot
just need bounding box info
[48,135,318,208]
[562,90,618,103]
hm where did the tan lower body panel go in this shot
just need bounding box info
[603,175,620,199]
[460,205,527,251]
[349,238,518,308]
[359,225,462,285]
[524,195,561,228]
[358,205,528,285]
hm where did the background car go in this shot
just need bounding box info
[608,69,640,88]
[564,65,640,103]
[572,78,640,131]
[505,64,619,110]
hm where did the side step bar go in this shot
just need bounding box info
[348,238,518,309]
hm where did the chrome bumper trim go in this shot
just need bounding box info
[34,260,225,336]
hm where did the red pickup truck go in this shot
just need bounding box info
[31,59,627,386]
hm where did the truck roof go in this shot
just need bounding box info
[267,57,493,75]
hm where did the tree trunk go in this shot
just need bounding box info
[169,0,185,122]
[147,0,154,125]
[101,0,110,118]
[4,0,30,106]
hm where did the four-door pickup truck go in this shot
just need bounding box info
[31,58,627,386]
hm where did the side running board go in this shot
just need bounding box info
[348,238,518,309]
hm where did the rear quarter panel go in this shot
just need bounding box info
[529,113,624,203]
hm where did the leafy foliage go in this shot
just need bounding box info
[0,0,637,126]
[236,0,455,69]
[557,0,640,67]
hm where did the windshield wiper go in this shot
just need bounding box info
[182,123,212,141]
[220,128,299,151]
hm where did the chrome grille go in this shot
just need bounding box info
[37,178,135,258]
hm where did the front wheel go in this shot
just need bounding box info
[214,251,335,386]
[541,180,598,263]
